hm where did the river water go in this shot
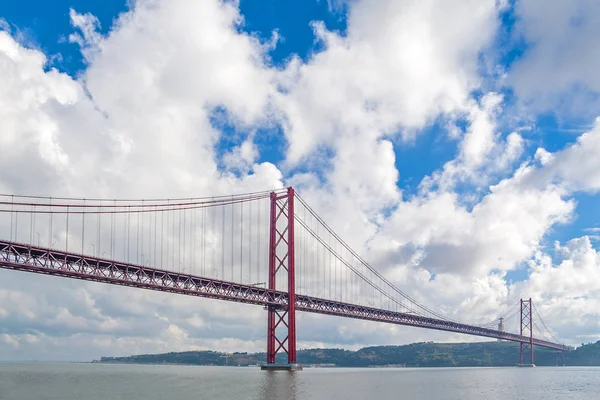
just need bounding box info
[1,363,599,399]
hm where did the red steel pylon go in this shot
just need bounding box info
[520,298,534,365]
[266,187,296,364]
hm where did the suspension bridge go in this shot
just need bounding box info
[0,188,570,369]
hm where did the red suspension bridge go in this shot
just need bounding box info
[0,188,570,368]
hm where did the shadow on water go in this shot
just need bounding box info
[258,371,299,400]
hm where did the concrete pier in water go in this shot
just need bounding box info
[261,364,303,371]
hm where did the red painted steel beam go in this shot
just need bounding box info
[265,188,297,365]
[267,192,278,364]
[294,295,569,351]
[0,240,570,352]
[286,187,296,364]
[0,240,289,308]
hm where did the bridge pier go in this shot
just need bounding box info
[261,364,303,371]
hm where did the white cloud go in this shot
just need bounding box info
[0,0,284,197]
[0,18,10,32]
[68,9,103,61]
[516,236,600,342]
[509,0,600,116]
[539,118,600,192]
[421,93,525,192]
[276,0,502,165]
[221,135,259,174]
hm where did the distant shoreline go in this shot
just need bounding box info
[94,340,600,368]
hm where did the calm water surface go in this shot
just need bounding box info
[0,363,599,400]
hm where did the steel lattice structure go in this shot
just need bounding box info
[520,298,535,364]
[267,188,297,364]
[0,239,570,352]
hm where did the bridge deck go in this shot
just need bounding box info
[0,240,570,351]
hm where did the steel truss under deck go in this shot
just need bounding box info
[0,240,570,352]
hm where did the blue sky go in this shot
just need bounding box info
[0,0,128,72]
[0,0,347,72]
[2,0,600,359]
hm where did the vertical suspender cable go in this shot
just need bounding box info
[249,199,252,284]
[188,200,192,275]
[66,205,70,252]
[221,201,225,280]
[10,195,13,241]
[167,201,171,269]
[161,204,165,269]
[173,202,177,271]
[81,200,85,254]
[123,204,126,261]
[33,204,37,245]
[98,206,102,259]
[193,203,196,275]
[334,242,337,301]
[135,209,140,264]
[178,207,182,272]
[49,198,53,248]
[303,205,307,294]
[314,214,317,297]
[202,206,206,276]
[29,204,33,245]
[154,204,157,267]
[256,200,262,282]
[81,199,86,254]
[328,231,332,299]
[142,200,146,265]
[111,200,115,259]
[231,196,234,281]
[183,205,186,271]
[127,205,131,263]
[14,201,18,242]
[212,198,216,277]
[240,200,243,283]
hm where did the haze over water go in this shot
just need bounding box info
[1,363,599,400]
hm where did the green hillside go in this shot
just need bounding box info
[97,340,600,367]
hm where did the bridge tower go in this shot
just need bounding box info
[262,187,300,370]
[519,298,535,366]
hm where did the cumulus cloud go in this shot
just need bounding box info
[420,93,525,192]
[515,236,600,342]
[510,0,600,116]
[276,0,501,165]
[536,118,600,192]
